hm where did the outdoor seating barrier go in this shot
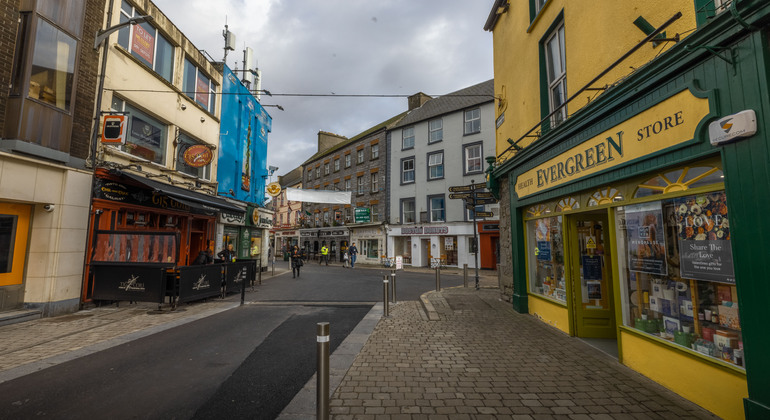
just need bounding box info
[224,261,255,296]
[177,264,223,304]
[90,262,174,308]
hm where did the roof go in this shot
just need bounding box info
[302,111,408,165]
[484,0,508,31]
[392,79,495,129]
[278,166,303,187]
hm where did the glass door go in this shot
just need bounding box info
[569,212,616,338]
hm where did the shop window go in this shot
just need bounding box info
[176,133,211,179]
[92,231,178,263]
[527,204,551,217]
[0,216,18,273]
[615,191,742,368]
[362,239,379,259]
[526,216,566,302]
[183,58,217,113]
[589,187,623,206]
[28,19,77,111]
[634,166,723,198]
[111,97,168,164]
[555,197,579,212]
[118,1,173,83]
[441,236,458,265]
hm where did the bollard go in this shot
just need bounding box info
[390,269,397,304]
[435,264,441,292]
[316,322,330,420]
[240,268,246,305]
[463,263,468,288]
[383,276,390,317]
[258,260,262,285]
[272,257,275,276]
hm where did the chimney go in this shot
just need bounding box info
[317,131,348,152]
[408,92,432,110]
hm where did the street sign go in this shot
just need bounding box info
[475,192,495,199]
[448,183,486,192]
[475,211,494,218]
[101,115,126,144]
[466,203,477,210]
[470,197,498,205]
[449,193,472,199]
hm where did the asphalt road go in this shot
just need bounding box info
[0,264,461,419]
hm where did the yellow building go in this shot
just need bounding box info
[485,1,770,418]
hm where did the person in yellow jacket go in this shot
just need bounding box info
[320,244,329,266]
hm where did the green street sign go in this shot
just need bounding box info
[354,207,370,223]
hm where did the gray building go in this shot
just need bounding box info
[387,80,498,268]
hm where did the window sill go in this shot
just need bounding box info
[528,291,568,307]
[427,177,445,182]
[463,131,481,136]
[400,181,415,186]
[401,147,415,151]
[526,1,553,33]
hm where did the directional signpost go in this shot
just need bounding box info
[448,180,499,290]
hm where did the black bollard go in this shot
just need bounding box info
[316,322,330,420]
[383,276,390,317]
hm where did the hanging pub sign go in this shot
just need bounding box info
[625,201,667,276]
[182,144,213,168]
[675,191,734,284]
[101,115,126,144]
[266,182,282,197]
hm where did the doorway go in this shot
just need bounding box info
[568,211,617,340]
[420,238,430,267]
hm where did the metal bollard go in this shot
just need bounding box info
[316,322,330,420]
[383,276,390,317]
[390,269,397,304]
[463,263,468,288]
[272,257,275,276]
[435,265,441,292]
[258,261,262,285]
[240,269,246,305]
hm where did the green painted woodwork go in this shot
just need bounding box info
[493,1,770,416]
[632,16,667,47]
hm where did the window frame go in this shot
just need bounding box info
[463,142,484,175]
[371,173,378,193]
[110,97,169,165]
[371,144,379,160]
[118,1,174,83]
[402,126,415,150]
[345,154,351,168]
[334,158,340,172]
[324,162,330,175]
[401,198,416,224]
[183,57,217,114]
[464,108,481,135]
[428,194,446,223]
[401,156,416,185]
[357,149,365,164]
[427,150,445,181]
[357,175,365,195]
[543,20,567,128]
[176,132,212,180]
[428,118,443,143]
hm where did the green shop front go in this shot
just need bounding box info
[491,12,770,419]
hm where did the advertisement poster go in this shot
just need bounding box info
[675,192,735,284]
[625,202,667,275]
[582,255,602,281]
[536,241,551,261]
[195,73,209,108]
[241,117,252,191]
[131,24,154,65]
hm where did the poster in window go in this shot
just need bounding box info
[195,73,209,108]
[130,116,161,147]
[675,192,735,284]
[625,202,667,275]
[131,24,155,65]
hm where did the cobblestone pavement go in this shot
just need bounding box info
[329,287,719,420]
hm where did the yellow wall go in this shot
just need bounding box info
[491,0,697,156]
[528,295,570,334]
[621,330,748,420]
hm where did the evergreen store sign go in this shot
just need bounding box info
[515,90,710,198]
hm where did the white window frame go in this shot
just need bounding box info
[324,163,330,175]
[345,178,351,191]
[428,151,444,180]
[464,143,483,174]
[429,195,445,222]
[334,159,340,171]
[464,108,481,134]
[357,176,365,195]
[545,22,567,127]
[402,126,415,149]
[429,118,443,143]
[357,149,365,164]
[402,198,416,224]
[402,158,415,184]
[345,154,351,168]
[371,173,378,193]
[371,144,379,159]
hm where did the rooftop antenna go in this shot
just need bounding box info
[223,18,236,63]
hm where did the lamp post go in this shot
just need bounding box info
[89,10,154,168]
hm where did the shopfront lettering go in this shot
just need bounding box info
[152,193,191,211]
[536,132,623,188]
[515,90,710,199]
[424,227,449,235]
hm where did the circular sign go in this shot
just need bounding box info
[266,182,282,197]
[183,145,213,168]
[252,208,259,225]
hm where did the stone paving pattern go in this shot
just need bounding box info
[329,287,719,419]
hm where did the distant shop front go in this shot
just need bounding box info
[388,223,476,268]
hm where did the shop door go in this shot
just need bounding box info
[0,204,31,310]
[568,212,616,339]
[420,239,430,267]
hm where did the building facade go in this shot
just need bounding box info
[485,1,770,418]
[270,166,303,258]
[0,0,104,318]
[387,81,498,269]
[84,0,244,302]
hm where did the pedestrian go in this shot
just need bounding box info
[320,244,329,266]
[217,243,236,262]
[342,251,349,268]
[348,242,358,268]
[192,249,213,265]
[291,245,303,278]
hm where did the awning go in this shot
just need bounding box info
[115,170,246,214]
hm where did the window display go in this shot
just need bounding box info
[526,216,566,302]
[615,191,742,367]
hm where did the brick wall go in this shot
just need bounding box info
[70,0,107,160]
[497,173,514,301]
[0,0,19,133]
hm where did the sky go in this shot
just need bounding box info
[152,0,495,179]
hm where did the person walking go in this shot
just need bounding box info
[342,251,349,268]
[291,245,303,278]
[320,244,329,266]
[348,242,358,268]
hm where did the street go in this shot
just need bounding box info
[0,264,465,420]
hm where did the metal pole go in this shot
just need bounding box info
[272,255,275,276]
[316,322,330,420]
[472,181,480,290]
[240,265,246,305]
[383,276,390,317]
[258,260,262,285]
[463,263,468,288]
[390,269,397,304]
[435,263,441,292]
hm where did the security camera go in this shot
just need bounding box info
[180,104,187,110]
[200,117,205,123]
[43,204,55,212]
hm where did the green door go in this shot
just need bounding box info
[569,212,616,338]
